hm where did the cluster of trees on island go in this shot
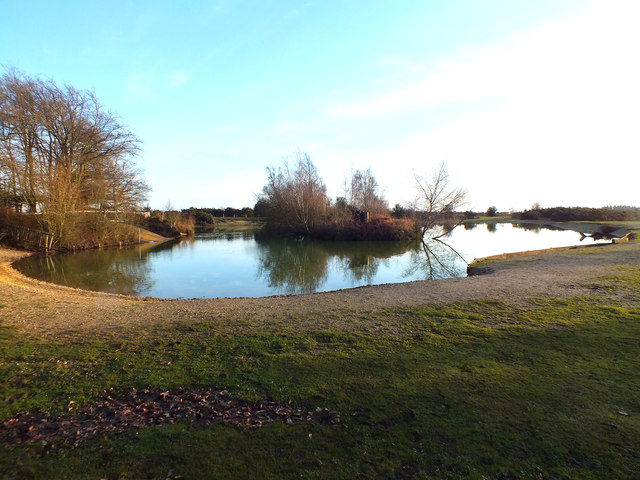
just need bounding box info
[254,152,465,241]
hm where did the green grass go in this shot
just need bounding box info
[586,266,640,296]
[1,298,640,478]
[213,217,266,223]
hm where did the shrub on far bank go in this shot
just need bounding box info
[142,212,195,238]
[259,217,417,242]
[182,208,216,228]
[0,209,140,250]
[313,217,417,241]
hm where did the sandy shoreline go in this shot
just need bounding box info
[1,241,639,339]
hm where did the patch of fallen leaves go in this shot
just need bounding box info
[1,387,340,446]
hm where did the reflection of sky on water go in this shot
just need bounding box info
[14,224,606,298]
[445,222,599,263]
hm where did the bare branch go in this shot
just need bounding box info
[412,161,466,237]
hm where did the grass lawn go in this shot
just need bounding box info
[211,217,265,232]
[1,276,640,478]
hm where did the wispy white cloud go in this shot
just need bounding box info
[268,121,301,136]
[210,125,235,135]
[333,1,640,122]
[327,1,640,209]
[169,72,187,87]
[331,53,508,118]
[378,54,424,73]
[125,74,155,102]
[286,2,313,18]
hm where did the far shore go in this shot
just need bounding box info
[463,217,640,236]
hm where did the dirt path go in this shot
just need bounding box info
[1,241,639,340]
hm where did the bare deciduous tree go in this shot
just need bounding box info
[413,161,466,237]
[347,168,388,216]
[0,69,149,246]
[260,151,327,234]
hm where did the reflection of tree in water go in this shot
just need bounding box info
[512,222,563,233]
[255,239,414,294]
[486,222,497,233]
[338,251,380,284]
[16,244,158,296]
[255,240,330,294]
[404,225,468,280]
[513,222,542,232]
[439,222,458,236]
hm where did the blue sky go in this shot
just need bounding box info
[2,0,638,211]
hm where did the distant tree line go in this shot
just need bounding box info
[183,206,256,220]
[0,70,149,249]
[514,205,640,222]
[390,204,472,222]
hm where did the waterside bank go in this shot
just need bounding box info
[1,236,638,337]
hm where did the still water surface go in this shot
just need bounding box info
[15,223,603,298]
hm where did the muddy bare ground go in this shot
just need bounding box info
[1,241,639,340]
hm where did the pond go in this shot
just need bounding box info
[14,223,606,298]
